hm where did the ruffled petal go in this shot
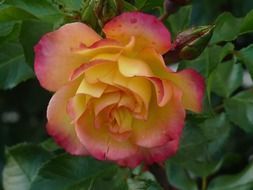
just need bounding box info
[76,79,107,98]
[148,77,172,107]
[165,69,205,112]
[70,60,115,81]
[47,79,88,155]
[117,139,179,168]
[103,12,171,54]
[132,85,185,148]
[66,94,87,122]
[118,55,153,77]
[34,22,101,91]
[76,111,138,160]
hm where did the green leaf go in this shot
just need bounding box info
[3,0,64,24]
[0,21,16,37]
[238,44,253,80]
[165,160,198,190]
[209,60,243,98]
[225,89,253,133]
[166,5,192,39]
[30,154,125,190]
[208,161,253,190]
[171,113,230,177]
[211,12,242,44]
[0,21,21,45]
[179,43,234,77]
[128,174,162,190]
[66,169,128,190]
[140,0,163,12]
[51,0,83,12]
[19,20,53,65]
[0,42,34,89]
[40,138,60,152]
[81,0,100,29]
[240,9,253,34]
[0,6,37,21]
[3,143,53,190]
[134,0,148,9]
[123,1,138,11]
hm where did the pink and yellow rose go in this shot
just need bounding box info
[34,12,204,168]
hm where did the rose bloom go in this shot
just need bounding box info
[34,12,204,168]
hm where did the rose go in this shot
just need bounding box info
[34,12,204,168]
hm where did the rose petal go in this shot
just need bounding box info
[34,22,101,91]
[70,60,115,81]
[137,48,173,74]
[66,94,87,122]
[76,111,138,160]
[112,72,152,118]
[134,49,205,112]
[165,69,205,112]
[93,92,121,115]
[76,79,107,98]
[118,55,153,77]
[103,12,171,54]
[117,139,179,168]
[132,85,185,148]
[47,79,87,155]
[148,77,172,107]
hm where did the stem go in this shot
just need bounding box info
[201,177,207,190]
[159,12,169,21]
[149,163,173,190]
[214,103,224,112]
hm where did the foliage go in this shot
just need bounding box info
[1,0,253,189]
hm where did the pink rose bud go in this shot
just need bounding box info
[34,12,204,168]
[165,25,214,64]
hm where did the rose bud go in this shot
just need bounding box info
[164,25,214,64]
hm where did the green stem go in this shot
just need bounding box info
[214,103,224,112]
[159,12,169,21]
[201,177,207,190]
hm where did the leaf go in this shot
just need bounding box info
[166,5,192,39]
[209,60,243,98]
[140,0,163,12]
[0,22,22,45]
[19,20,53,65]
[81,0,100,29]
[123,1,138,11]
[0,6,37,21]
[171,113,230,177]
[238,44,253,80]
[51,0,83,12]
[29,154,125,190]
[0,21,16,37]
[208,161,253,190]
[211,12,242,44]
[179,43,234,77]
[134,0,148,9]
[240,9,253,34]
[0,42,34,89]
[40,138,60,152]
[3,0,64,24]
[165,160,198,190]
[2,143,53,190]
[66,169,128,190]
[225,89,253,133]
[127,169,162,190]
